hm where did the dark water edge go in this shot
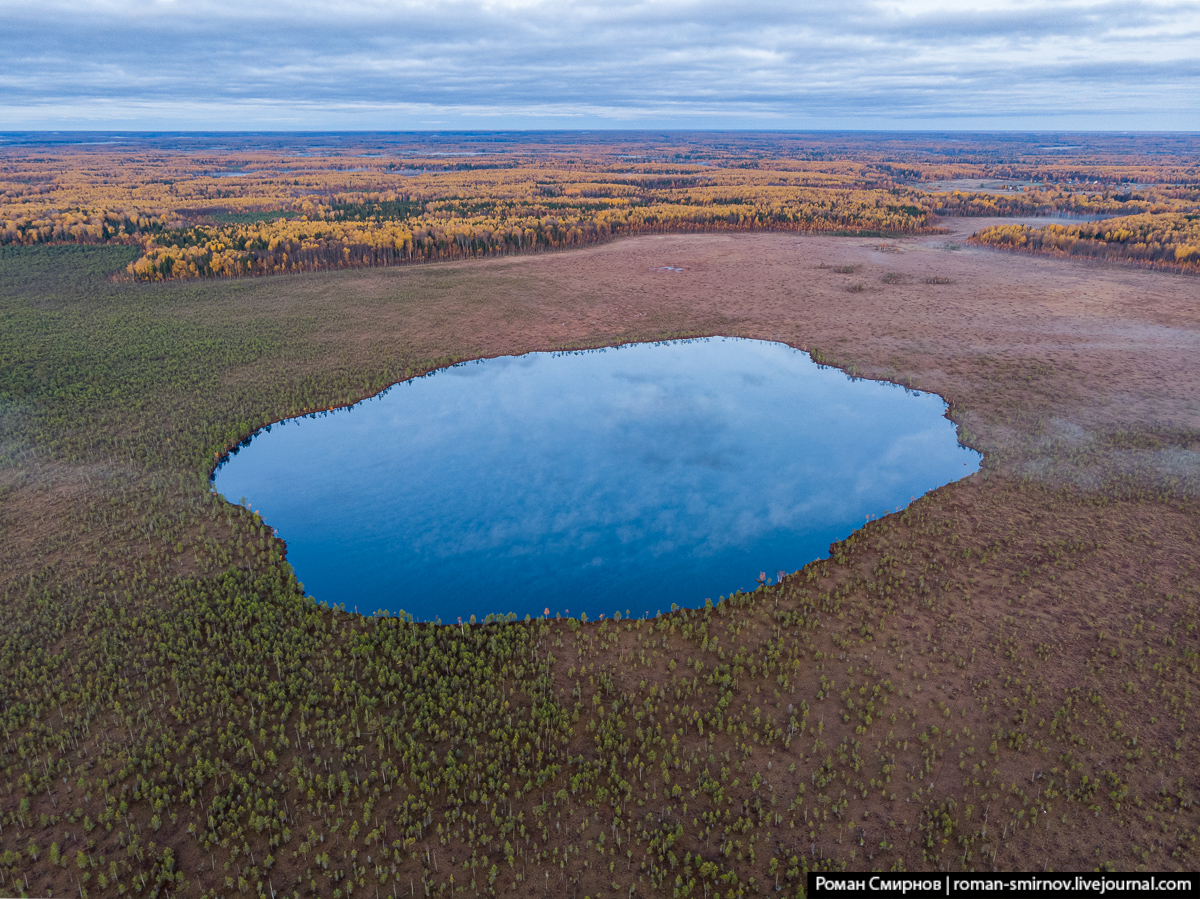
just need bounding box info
[213,337,981,621]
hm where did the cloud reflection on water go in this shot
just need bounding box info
[214,338,980,620]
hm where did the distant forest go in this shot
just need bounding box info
[3,132,1197,279]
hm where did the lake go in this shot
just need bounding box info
[213,338,980,621]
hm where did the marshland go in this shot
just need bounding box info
[1,133,1199,896]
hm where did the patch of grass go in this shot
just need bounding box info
[0,243,141,293]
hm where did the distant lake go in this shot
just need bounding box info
[213,338,980,621]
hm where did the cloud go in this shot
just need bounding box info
[0,0,1196,128]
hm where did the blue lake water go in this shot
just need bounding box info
[213,338,980,621]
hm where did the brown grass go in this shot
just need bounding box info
[3,223,1199,893]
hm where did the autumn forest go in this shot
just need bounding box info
[4,132,1198,281]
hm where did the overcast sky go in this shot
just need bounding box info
[1,0,1197,131]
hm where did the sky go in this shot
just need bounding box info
[1,0,1198,131]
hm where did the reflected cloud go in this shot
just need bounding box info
[214,338,979,619]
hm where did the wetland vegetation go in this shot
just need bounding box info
[1,133,1199,896]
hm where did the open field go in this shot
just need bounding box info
[1,214,1199,897]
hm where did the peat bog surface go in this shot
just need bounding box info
[0,225,1198,895]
